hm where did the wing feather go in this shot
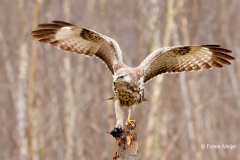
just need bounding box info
[32,21,124,74]
[139,45,235,83]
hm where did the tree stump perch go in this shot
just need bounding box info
[109,122,138,160]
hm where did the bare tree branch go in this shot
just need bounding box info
[110,123,138,160]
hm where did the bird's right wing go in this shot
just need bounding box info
[32,21,125,74]
[139,45,235,83]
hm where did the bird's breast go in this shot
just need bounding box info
[114,85,142,106]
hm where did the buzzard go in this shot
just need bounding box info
[32,21,235,128]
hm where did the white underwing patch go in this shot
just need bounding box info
[138,76,144,90]
[61,26,72,30]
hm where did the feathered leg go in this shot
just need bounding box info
[125,105,136,126]
[114,99,123,128]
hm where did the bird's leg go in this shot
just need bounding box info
[114,99,124,129]
[125,105,136,126]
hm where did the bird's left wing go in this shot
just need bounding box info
[139,45,235,83]
[32,21,124,74]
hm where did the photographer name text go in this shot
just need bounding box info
[201,144,237,150]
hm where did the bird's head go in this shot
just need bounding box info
[113,73,132,86]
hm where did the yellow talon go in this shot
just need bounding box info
[126,107,135,126]
[125,119,136,126]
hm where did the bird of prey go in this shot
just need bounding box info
[32,21,235,129]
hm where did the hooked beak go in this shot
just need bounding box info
[113,78,117,85]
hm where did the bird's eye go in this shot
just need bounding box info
[118,75,124,79]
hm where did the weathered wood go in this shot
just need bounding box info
[109,122,138,160]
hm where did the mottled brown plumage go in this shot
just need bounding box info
[32,21,235,128]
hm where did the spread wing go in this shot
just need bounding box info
[31,21,124,74]
[139,45,235,83]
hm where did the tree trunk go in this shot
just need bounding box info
[62,1,76,160]
[28,0,41,159]
[17,41,29,160]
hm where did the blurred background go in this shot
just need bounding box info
[0,0,240,159]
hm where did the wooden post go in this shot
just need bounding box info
[109,122,138,160]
